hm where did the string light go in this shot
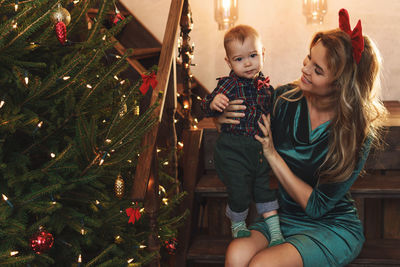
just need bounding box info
[50,153,56,158]
[174,119,178,123]
[156,148,161,153]
[194,118,199,123]
[63,76,70,80]
[102,35,106,41]
[12,21,17,29]
[139,208,145,213]
[86,84,92,89]
[0,100,5,108]
[77,254,82,266]
[159,185,166,195]
[14,4,18,12]
[127,258,134,263]
[80,228,85,235]
[162,198,169,205]
[37,121,43,128]
[120,80,126,85]
[139,245,147,249]
[178,142,184,148]
[2,194,13,208]
[163,161,169,166]
[113,75,119,80]
[10,251,19,256]
[105,139,112,144]
[193,125,198,129]
[24,73,29,85]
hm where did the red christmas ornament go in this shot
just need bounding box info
[30,229,54,254]
[55,21,67,45]
[164,238,178,255]
[112,13,125,25]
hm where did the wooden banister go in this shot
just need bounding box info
[131,0,184,201]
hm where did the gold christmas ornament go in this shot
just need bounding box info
[114,174,125,199]
[50,4,71,26]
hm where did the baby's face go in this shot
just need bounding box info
[225,37,265,79]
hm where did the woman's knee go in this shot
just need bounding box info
[225,239,255,266]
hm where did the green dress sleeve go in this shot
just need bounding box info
[305,138,372,219]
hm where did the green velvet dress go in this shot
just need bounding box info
[249,84,369,267]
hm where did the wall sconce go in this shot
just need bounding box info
[303,0,327,24]
[214,0,238,30]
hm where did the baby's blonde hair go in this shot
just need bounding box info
[224,25,260,55]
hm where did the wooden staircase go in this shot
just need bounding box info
[182,102,400,267]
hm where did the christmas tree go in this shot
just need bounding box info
[0,0,187,266]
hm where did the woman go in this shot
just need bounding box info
[217,9,387,267]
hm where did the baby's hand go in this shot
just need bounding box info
[210,94,229,112]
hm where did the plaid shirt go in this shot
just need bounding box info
[201,71,273,137]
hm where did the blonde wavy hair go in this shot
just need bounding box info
[276,29,387,183]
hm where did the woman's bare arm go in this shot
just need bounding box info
[255,114,313,210]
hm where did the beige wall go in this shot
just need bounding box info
[121,0,400,100]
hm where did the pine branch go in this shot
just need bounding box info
[2,1,58,51]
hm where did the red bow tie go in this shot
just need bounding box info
[257,77,270,90]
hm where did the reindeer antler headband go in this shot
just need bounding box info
[338,8,364,64]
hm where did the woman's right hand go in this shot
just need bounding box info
[213,99,246,132]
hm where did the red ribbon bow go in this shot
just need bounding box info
[126,207,141,224]
[139,72,158,95]
[338,8,364,64]
[257,77,270,90]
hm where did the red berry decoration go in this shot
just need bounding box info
[164,238,178,255]
[30,229,54,254]
[55,21,67,45]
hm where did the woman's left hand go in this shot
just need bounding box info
[255,114,278,161]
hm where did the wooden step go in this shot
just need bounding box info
[187,236,400,266]
[196,172,400,198]
[187,235,230,264]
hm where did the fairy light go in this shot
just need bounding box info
[115,55,121,59]
[2,194,13,208]
[159,185,166,195]
[183,101,189,109]
[139,245,147,249]
[12,21,17,29]
[127,258,134,263]
[105,139,112,144]
[163,161,169,166]
[63,76,70,80]
[102,35,106,41]
[162,198,169,205]
[73,0,80,3]
[120,80,125,85]
[102,119,106,123]
[139,208,145,213]
[156,148,161,153]
[10,251,19,256]
[197,96,202,100]
[178,142,184,148]
[127,159,132,163]
[95,200,100,205]
[14,4,18,12]
[24,75,29,85]
[194,118,199,123]
[174,119,178,123]
[193,125,198,129]
[80,228,85,235]
[50,153,56,158]
[0,100,5,108]
[37,121,43,128]
[86,84,92,89]
[77,254,82,266]
[99,158,104,165]
[113,75,119,80]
